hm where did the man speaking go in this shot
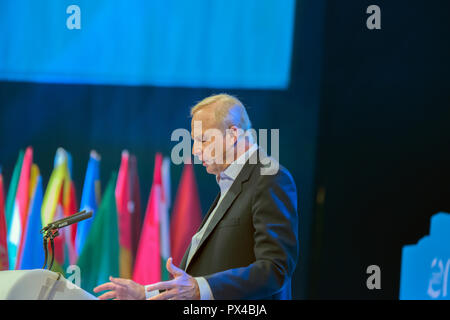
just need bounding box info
[94,94,299,300]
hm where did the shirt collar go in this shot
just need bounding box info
[217,144,258,184]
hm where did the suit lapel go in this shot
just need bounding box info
[180,192,221,270]
[198,191,222,231]
[185,150,258,271]
[179,243,190,270]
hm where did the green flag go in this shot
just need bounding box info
[77,172,120,295]
[5,150,24,233]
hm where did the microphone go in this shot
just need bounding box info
[40,210,92,270]
[41,210,93,232]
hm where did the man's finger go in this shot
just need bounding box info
[148,289,177,300]
[93,282,115,293]
[97,291,117,300]
[147,279,177,292]
[109,276,130,286]
[166,257,184,277]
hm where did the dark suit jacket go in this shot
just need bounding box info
[179,149,299,300]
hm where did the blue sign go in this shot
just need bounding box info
[400,212,450,300]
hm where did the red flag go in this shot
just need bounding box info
[0,170,8,270]
[53,191,66,266]
[129,155,142,264]
[115,151,133,279]
[170,163,202,266]
[133,154,162,284]
[65,180,78,265]
[8,147,33,269]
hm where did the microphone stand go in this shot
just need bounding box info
[40,209,92,271]
[40,225,60,271]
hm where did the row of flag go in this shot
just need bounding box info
[0,147,202,294]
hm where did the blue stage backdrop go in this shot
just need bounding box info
[0,0,295,89]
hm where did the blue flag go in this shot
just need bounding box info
[18,174,44,269]
[75,152,101,255]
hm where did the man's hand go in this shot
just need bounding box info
[93,276,145,300]
[147,257,200,300]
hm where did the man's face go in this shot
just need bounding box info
[191,108,230,176]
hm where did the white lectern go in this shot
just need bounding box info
[0,269,97,300]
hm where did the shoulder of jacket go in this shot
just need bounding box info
[254,152,293,187]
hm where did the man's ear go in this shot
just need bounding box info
[228,126,239,144]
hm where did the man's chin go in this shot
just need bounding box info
[205,163,217,175]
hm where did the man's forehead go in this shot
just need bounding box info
[191,111,217,136]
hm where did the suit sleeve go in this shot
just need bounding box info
[203,167,299,299]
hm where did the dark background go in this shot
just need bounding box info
[309,0,450,299]
[1,0,449,299]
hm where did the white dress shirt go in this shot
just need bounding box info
[145,144,258,300]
